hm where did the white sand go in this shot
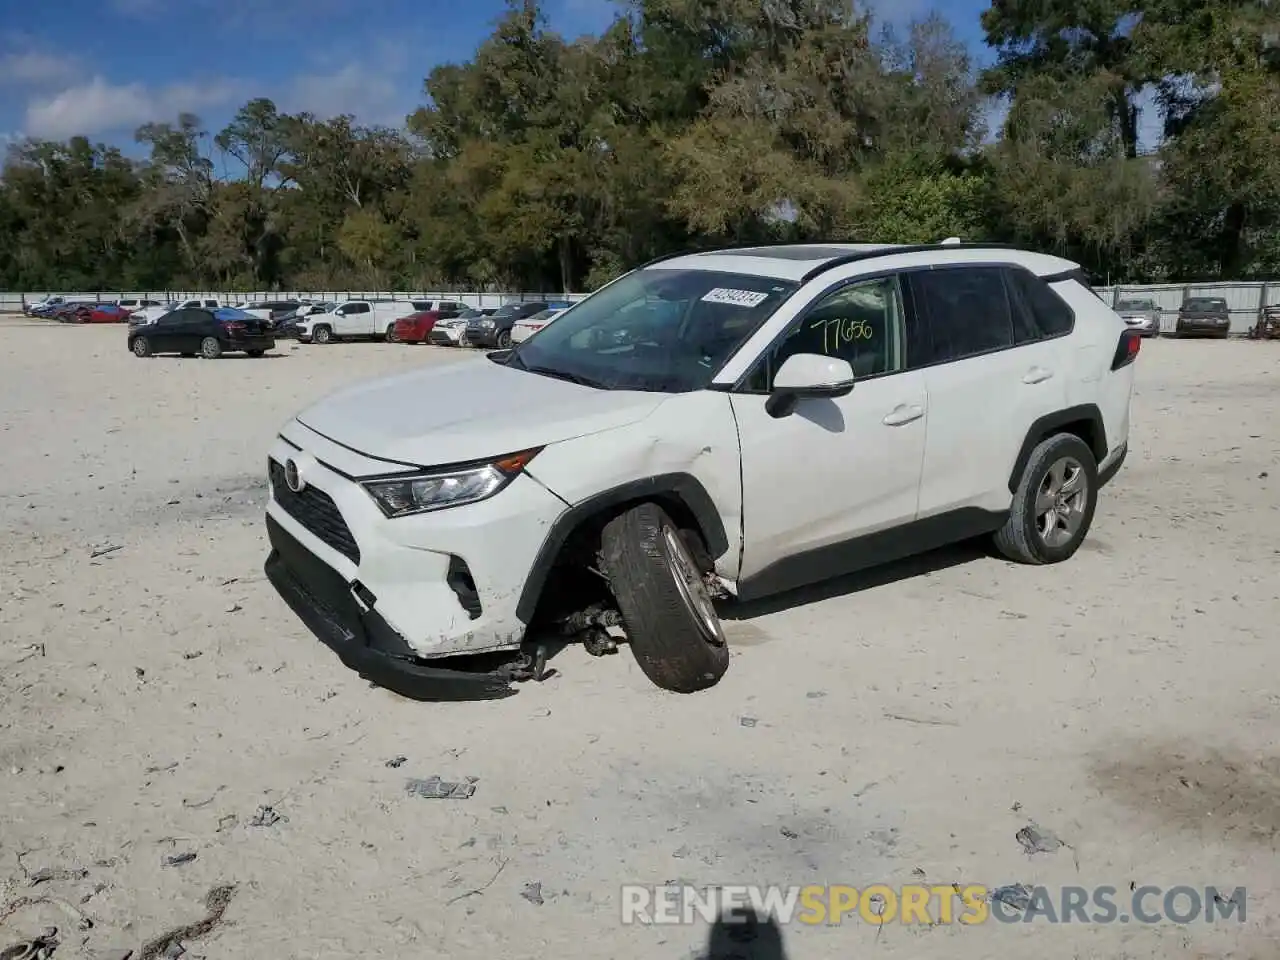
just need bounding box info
[2,318,1278,958]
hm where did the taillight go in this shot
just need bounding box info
[1111,330,1141,370]
[223,321,247,334]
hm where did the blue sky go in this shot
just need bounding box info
[0,0,994,150]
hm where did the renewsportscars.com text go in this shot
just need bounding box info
[620,884,1247,925]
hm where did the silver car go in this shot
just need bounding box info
[1115,298,1161,337]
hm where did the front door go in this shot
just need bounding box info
[335,302,369,335]
[730,275,928,599]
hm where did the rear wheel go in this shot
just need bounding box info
[200,336,223,360]
[131,337,151,358]
[312,325,333,344]
[993,433,1098,564]
[496,328,512,349]
[601,503,729,693]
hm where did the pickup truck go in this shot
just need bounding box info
[1174,297,1231,338]
[298,299,449,343]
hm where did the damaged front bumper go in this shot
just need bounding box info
[265,514,539,699]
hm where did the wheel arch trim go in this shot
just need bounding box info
[514,472,729,623]
[1007,404,1108,493]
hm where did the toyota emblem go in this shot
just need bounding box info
[284,459,304,493]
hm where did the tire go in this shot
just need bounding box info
[131,337,151,358]
[246,349,265,358]
[993,432,1098,565]
[496,328,512,349]
[200,336,223,359]
[600,503,729,693]
[312,325,333,344]
[386,323,400,343]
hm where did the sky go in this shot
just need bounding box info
[0,0,998,151]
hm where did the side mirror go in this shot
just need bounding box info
[765,353,855,418]
[334,307,347,316]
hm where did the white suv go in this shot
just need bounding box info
[263,243,1137,698]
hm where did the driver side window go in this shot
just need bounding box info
[742,276,905,392]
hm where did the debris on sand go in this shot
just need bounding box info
[1015,823,1064,855]
[163,853,197,868]
[136,885,236,960]
[89,545,124,559]
[405,776,477,800]
[520,882,544,906]
[739,717,758,728]
[990,884,1033,911]
[385,756,407,769]
[248,806,282,827]
[28,867,89,887]
[0,927,58,960]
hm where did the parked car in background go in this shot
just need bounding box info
[296,299,408,343]
[26,295,66,316]
[130,298,221,327]
[429,308,494,346]
[275,302,335,338]
[117,298,164,312]
[240,299,302,326]
[465,301,550,348]
[53,302,96,322]
[509,307,568,344]
[129,306,275,359]
[1114,298,1161,337]
[89,304,132,323]
[389,303,465,343]
[1250,304,1280,340]
[1174,297,1231,338]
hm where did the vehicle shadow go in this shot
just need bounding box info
[701,906,789,960]
[722,539,991,620]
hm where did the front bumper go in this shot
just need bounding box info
[1175,320,1230,337]
[264,426,567,662]
[466,325,499,347]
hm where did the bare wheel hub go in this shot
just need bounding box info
[661,526,724,645]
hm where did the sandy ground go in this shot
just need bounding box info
[1,317,1278,960]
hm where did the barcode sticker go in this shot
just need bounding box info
[701,288,770,308]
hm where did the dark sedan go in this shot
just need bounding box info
[129,306,275,359]
[464,301,550,348]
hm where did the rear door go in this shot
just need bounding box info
[908,265,1067,518]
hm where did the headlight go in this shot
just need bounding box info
[361,449,540,517]
[481,320,495,328]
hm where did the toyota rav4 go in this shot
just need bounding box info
[263,243,1137,698]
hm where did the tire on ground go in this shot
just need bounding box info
[993,431,1098,565]
[600,502,729,692]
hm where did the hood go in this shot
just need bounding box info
[295,354,669,466]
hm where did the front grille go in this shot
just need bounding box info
[269,459,361,564]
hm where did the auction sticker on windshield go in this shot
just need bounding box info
[702,288,770,308]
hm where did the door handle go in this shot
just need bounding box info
[882,404,924,426]
[1022,366,1054,384]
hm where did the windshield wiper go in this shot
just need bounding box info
[523,364,611,389]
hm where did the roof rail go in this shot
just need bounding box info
[798,242,1021,283]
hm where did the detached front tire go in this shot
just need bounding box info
[994,432,1098,564]
[601,503,729,693]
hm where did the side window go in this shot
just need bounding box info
[1005,268,1074,343]
[203,300,218,308]
[347,303,370,314]
[911,267,1013,362]
[742,276,905,392]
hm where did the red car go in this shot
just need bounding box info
[390,310,446,343]
[89,304,132,323]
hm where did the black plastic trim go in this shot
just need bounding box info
[736,507,1008,603]
[1098,442,1128,488]
[514,473,730,623]
[1007,404,1108,493]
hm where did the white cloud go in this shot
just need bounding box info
[280,63,407,127]
[0,50,64,87]
[23,75,245,140]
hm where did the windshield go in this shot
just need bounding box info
[1186,298,1227,310]
[457,308,484,319]
[1117,300,1154,311]
[508,268,798,393]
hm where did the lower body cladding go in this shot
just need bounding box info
[428,328,461,346]
[263,435,567,697]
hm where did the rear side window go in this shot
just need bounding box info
[1005,267,1075,343]
[203,300,218,308]
[910,267,1014,362]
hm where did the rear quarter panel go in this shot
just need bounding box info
[1054,280,1132,456]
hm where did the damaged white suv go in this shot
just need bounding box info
[264,243,1138,698]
